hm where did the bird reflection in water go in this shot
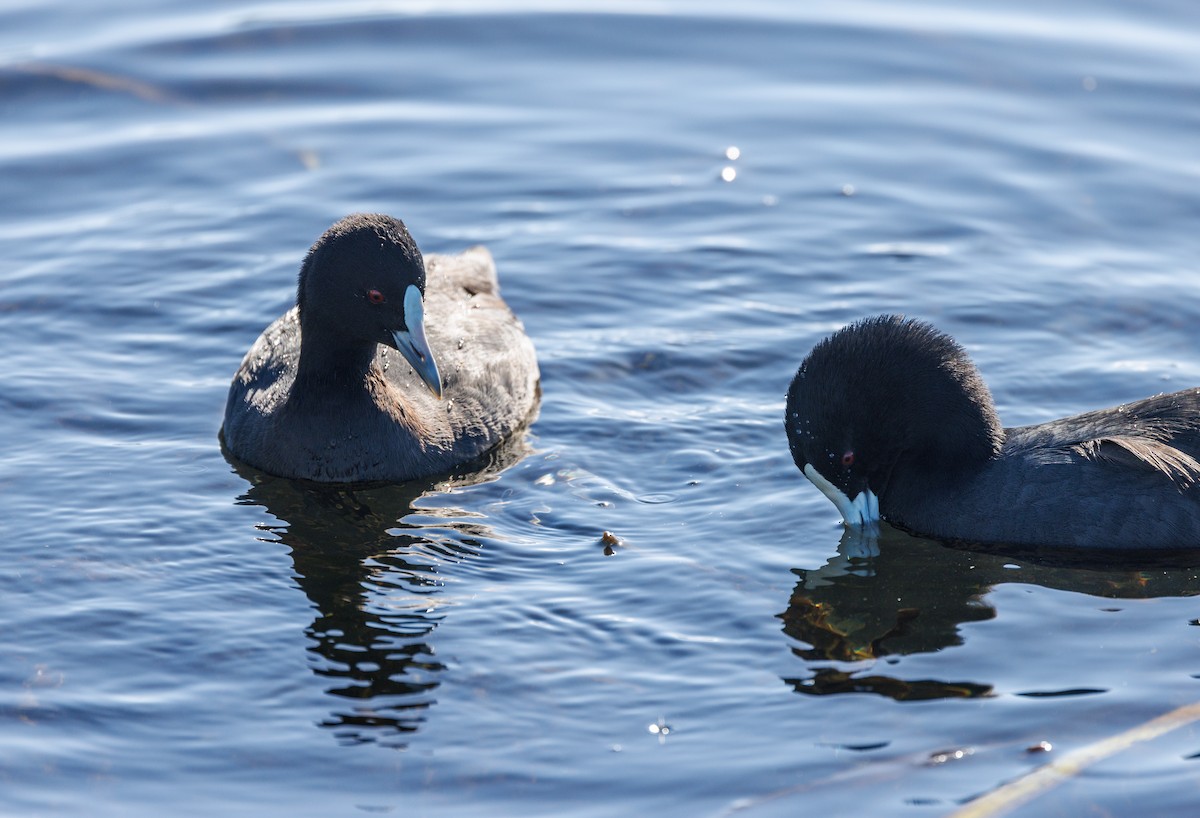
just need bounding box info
[782,525,1200,701]
[225,437,530,747]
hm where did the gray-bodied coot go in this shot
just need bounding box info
[222,213,540,482]
[785,314,1200,550]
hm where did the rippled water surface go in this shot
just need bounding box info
[4,1,1200,815]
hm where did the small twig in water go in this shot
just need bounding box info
[946,700,1200,818]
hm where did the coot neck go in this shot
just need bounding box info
[880,429,1001,516]
[292,326,379,398]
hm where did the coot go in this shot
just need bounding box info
[222,213,540,482]
[785,315,1200,549]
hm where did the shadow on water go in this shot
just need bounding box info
[782,526,1200,702]
[223,436,531,748]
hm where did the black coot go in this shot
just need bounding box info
[785,315,1200,550]
[222,213,540,482]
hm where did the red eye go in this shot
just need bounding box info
[367,289,385,304]
[841,450,855,467]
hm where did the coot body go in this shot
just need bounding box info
[785,315,1200,550]
[223,213,539,483]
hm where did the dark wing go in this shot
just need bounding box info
[1072,435,1200,490]
[1008,389,1200,492]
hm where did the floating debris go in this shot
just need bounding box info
[13,61,174,103]
[648,717,672,743]
[599,530,624,556]
[928,747,975,765]
[945,700,1200,818]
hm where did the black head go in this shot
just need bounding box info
[296,213,442,397]
[784,315,1003,524]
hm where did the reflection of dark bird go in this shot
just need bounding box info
[227,436,528,747]
[223,213,540,482]
[781,528,993,701]
[786,315,1200,550]
[781,526,1200,702]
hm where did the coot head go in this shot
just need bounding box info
[784,315,1003,525]
[297,213,442,397]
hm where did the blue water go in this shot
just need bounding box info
[3,1,1200,815]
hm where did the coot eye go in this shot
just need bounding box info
[841,450,855,467]
[367,289,386,304]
